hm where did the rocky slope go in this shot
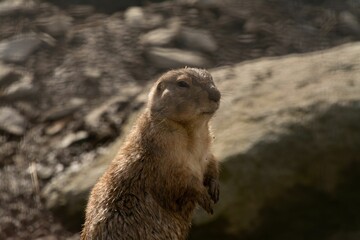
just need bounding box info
[43,43,360,239]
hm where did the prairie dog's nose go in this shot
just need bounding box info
[208,87,221,102]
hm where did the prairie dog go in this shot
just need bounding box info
[81,68,221,240]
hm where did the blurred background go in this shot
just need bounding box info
[0,0,360,239]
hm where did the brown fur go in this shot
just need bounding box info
[81,68,221,240]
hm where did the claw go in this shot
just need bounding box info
[208,179,220,203]
[198,190,214,215]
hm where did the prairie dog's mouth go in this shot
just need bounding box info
[202,111,215,115]
[202,108,218,115]
[201,102,219,115]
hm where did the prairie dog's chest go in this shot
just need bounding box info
[186,148,209,179]
[175,132,210,179]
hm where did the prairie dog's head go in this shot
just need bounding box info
[148,68,221,123]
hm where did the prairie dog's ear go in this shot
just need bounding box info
[156,82,164,92]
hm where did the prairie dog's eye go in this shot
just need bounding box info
[177,81,190,88]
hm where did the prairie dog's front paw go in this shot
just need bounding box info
[207,178,219,203]
[198,191,214,214]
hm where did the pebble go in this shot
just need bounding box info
[84,96,131,138]
[0,107,27,136]
[0,33,42,63]
[0,0,36,17]
[140,18,181,47]
[0,64,21,88]
[57,131,89,149]
[124,7,146,28]
[1,76,37,103]
[37,14,73,37]
[179,27,218,53]
[45,120,67,136]
[83,67,102,79]
[36,163,54,180]
[146,47,210,69]
[140,27,179,47]
[43,98,85,121]
[0,71,37,104]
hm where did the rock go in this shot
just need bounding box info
[140,27,179,47]
[0,73,37,103]
[83,67,102,79]
[0,0,36,17]
[68,5,95,18]
[178,27,218,53]
[0,64,22,88]
[146,47,210,69]
[37,14,73,37]
[36,163,55,180]
[0,107,27,136]
[124,7,146,28]
[38,33,57,47]
[2,82,38,102]
[144,14,165,30]
[41,90,149,227]
[41,18,141,111]
[43,98,85,121]
[41,43,360,237]
[0,141,17,167]
[42,151,115,228]
[338,11,360,36]
[140,19,181,46]
[45,120,67,136]
[57,131,89,149]
[0,67,35,100]
[84,85,142,138]
[84,97,127,137]
[191,43,360,239]
[0,34,42,63]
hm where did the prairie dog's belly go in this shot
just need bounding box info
[180,150,209,181]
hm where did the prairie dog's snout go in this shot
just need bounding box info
[206,85,221,103]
